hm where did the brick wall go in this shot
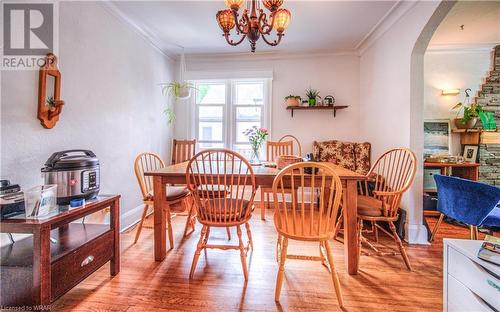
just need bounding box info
[479,144,500,186]
[477,45,500,186]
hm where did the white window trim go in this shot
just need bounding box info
[188,77,272,150]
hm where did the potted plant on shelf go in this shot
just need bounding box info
[285,95,301,107]
[305,88,320,107]
[243,126,268,165]
[452,102,483,129]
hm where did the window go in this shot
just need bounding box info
[192,79,270,156]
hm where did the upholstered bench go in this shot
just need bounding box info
[312,140,371,175]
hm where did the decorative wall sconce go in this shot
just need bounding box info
[38,53,64,129]
[441,89,460,96]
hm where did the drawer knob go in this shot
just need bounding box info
[81,255,95,267]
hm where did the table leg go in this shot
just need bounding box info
[110,198,120,276]
[33,225,51,305]
[343,180,359,275]
[153,176,167,261]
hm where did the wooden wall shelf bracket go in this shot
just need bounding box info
[38,53,64,129]
[286,105,348,118]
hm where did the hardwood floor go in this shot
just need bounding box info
[51,209,489,311]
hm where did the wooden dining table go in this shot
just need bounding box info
[145,161,366,275]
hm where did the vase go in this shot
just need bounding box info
[454,117,478,129]
[308,98,316,106]
[286,98,299,107]
[249,147,262,166]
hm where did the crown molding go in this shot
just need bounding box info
[185,49,358,62]
[356,1,418,56]
[426,42,500,53]
[100,1,176,61]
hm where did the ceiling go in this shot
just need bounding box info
[429,1,500,48]
[109,1,397,55]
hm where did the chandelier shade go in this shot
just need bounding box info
[215,0,292,52]
[262,0,283,11]
[224,0,244,10]
[216,9,236,32]
[273,8,291,33]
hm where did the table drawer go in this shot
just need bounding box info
[448,247,500,311]
[51,230,114,300]
[447,275,493,312]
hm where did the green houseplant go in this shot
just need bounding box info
[284,95,301,107]
[305,88,320,106]
[46,96,55,108]
[160,81,197,125]
[452,102,483,129]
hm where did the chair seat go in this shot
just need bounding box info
[357,195,383,217]
[145,186,190,202]
[200,198,251,221]
[481,207,500,227]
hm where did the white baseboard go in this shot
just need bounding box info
[406,223,430,245]
[120,203,148,233]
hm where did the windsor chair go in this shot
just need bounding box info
[261,135,302,220]
[334,148,416,270]
[273,162,344,307]
[134,152,195,245]
[186,149,256,281]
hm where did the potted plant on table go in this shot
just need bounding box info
[243,126,268,165]
[452,102,483,129]
[305,88,320,107]
[285,95,301,107]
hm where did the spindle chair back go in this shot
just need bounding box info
[272,162,343,240]
[359,148,417,218]
[261,135,303,220]
[171,139,196,165]
[278,134,302,157]
[135,152,165,200]
[266,140,294,162]
[186,149,256,225]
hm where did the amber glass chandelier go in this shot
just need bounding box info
[216,0,291,52]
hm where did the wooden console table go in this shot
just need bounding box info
[424,162,480,181]
[0,195,120,309]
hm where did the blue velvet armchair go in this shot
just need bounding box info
[430,175,500,241]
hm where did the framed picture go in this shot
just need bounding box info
[424,119,451,158]
[463,145,479,163]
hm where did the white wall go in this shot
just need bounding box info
[358,1,449,243]
[175,53,361,153]
[424,50,492,120]
[0,2,174,243]
[424,50,492,155]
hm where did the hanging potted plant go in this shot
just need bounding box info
[159,49,198,125]
[160,81,196,100]
[452,102,483,129]
[305,88,320,107]
[160,81,197,125]
[284,95,301,107]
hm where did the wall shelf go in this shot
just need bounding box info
[451,128,500,145]
[286,105,348,118]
